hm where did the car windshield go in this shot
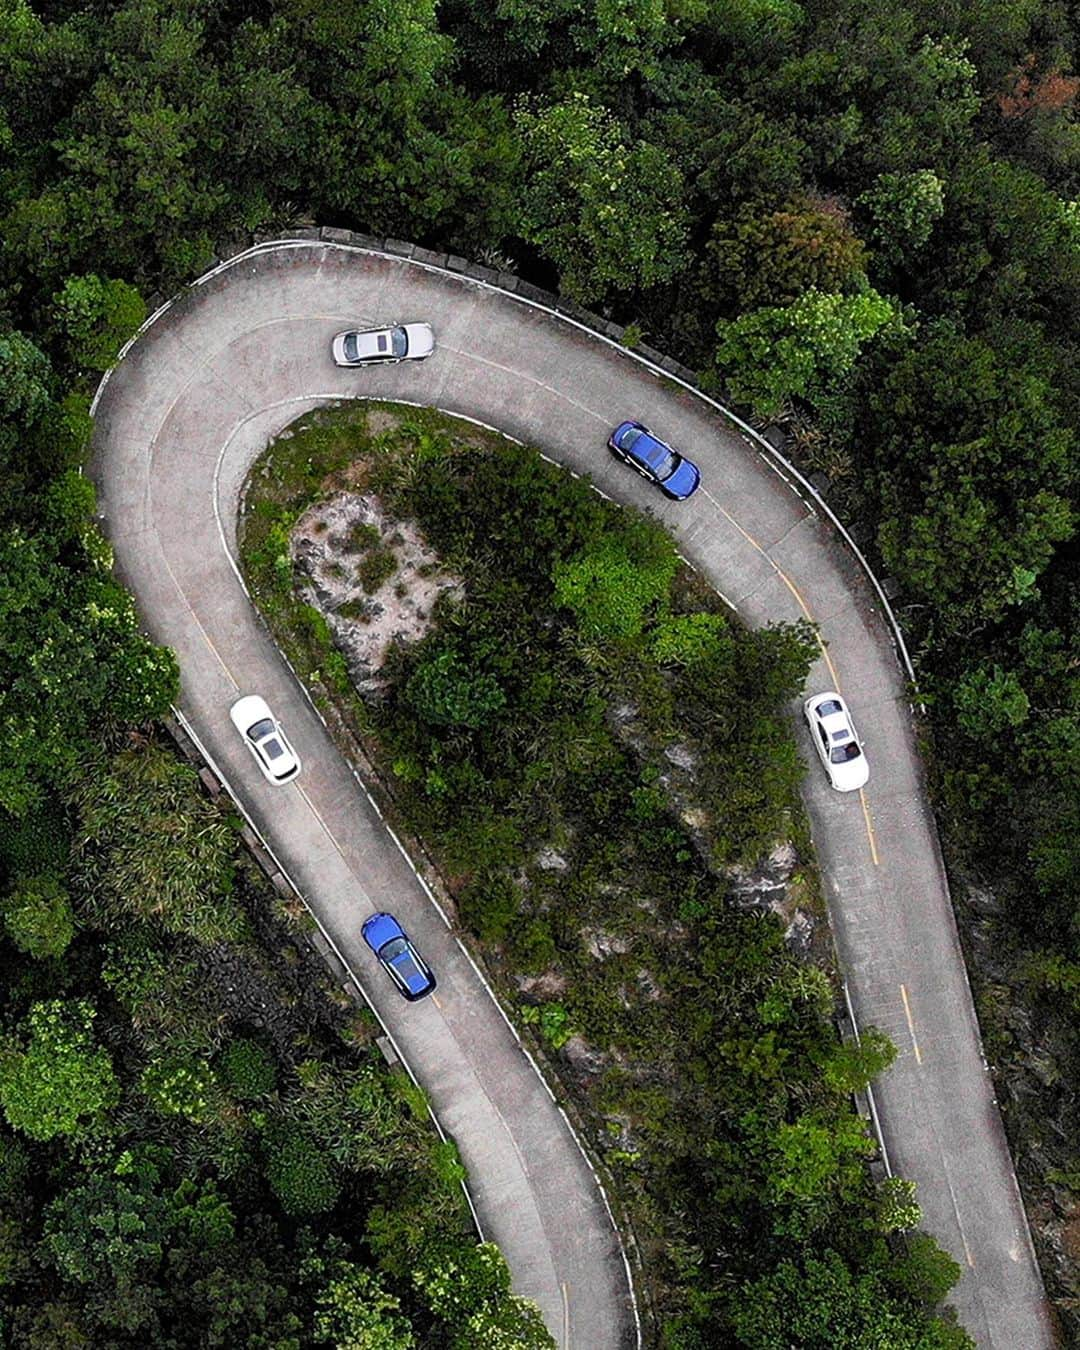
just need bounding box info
[342,334,361,361]
[380,937,409,961]
[817,699,844,718]
[830,742,863,764]
[391,327,408,357]
[247,718,275,742]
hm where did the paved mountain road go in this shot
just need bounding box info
[91,240,1051,1348]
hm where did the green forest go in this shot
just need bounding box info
[1,0,1079,1342]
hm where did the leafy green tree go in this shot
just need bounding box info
[0,330,80,511]
[766,1108,876,1207]
[451,1295,556,1350]
[710,196,868,310]
[713,287,901,416]
[0,515,178,816]
[885,1233,964,1305]
[0,1131,31,1210]
[858,171,945,271]
[0,871,75,958]
[414,1241,554,1348]
[413,1240,512,1324]
[953,665,1030,740]
[553,535,676,641]
[0,332,51,464]
[140,1057,218,1123]
[0,795,71,882]
[309,1259,415,1349]
[819,1026,897,1094]
[43,1149,234,1287]
[0,1000,118,1140]
[875,1177,921,1233]
[51,273,146,372]
[569,0,676,80]
[730,1249,973,1347]
[514,92,689,303]
[0,1213,31,1287]
[185,1256,303,1347]
[651,612,732,667]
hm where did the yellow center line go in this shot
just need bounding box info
[859,789,880,866]
[430,994,442,1010]
[562,1283,571,1348]
[711,501,879,864]
[899,984,923,1064]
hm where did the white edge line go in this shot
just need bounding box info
[843,979,893,1177]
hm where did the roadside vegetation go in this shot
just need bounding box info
[240,401,971,1347]
[2,0,1078,1337]
[0,727,552,1347]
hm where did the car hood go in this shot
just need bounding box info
[665,458,701,499]
[404,324,435,358]
[362,912,403,950]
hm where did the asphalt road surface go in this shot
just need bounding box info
[90,240,1052,1349]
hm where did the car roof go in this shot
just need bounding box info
[350,328,396,358]
[629,430,670,467]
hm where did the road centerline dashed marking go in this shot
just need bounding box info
[900,983,923,1065]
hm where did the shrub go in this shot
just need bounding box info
[264,1123,341,1216]
[140,1057,218,1123]
[221,1039,277,1100]
[510,920,557,974]
[1,871,75,958]
[520,1002,575,1050]
[406,649,505,728]
[553,536,676,641]
[458,874,522,943]
[348,522,382,552]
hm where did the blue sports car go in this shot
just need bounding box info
[361,912,437,1001]
[608,420,701,500]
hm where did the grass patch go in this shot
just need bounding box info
[356,545,397,593]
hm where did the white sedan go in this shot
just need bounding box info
[229,695,301,785]
[331,323,435,366]
[803,691,869,792]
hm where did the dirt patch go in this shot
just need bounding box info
[290,492,462,696]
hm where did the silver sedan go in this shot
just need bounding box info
[331,322,435,366]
